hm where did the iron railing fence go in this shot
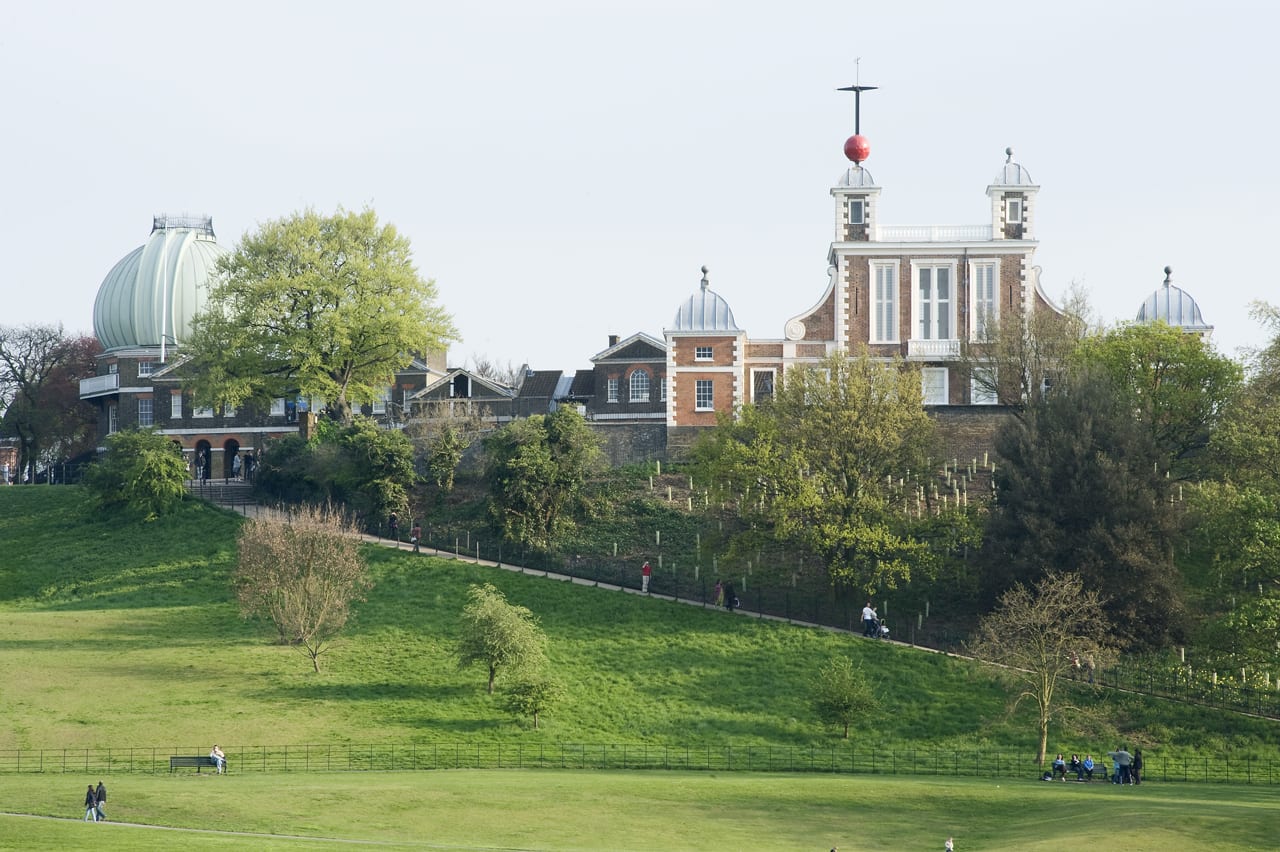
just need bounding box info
[3,744,1277,784]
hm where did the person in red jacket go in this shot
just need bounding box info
[641,560,652,593]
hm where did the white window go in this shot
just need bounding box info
[695,379,714,410]
[170,392,182,419]
[971,368,998,405]
[270,398,286,416]
[607,378,619,403]
[660,376,667,402]
[372,388,390,414]
[107,362,118,374]
[1006,197,1023,224]
[629,370,650,402]
[871,261,898,343]
[137,398,153,427]
[970,260,998,340]
[223,403,236,418]
[695,346,713,361]
[914,263,955,340]
[847,198,865,225]
[194,406,214,419]
[137,360,154,376]
[108,404,118,434]
[922,368,949,405]
[752,369,775,403]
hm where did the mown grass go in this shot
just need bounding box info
[1,487,1278,765]
[3,771,1279,851]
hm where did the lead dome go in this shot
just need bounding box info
[1135,266,1212,336]
[92,215,227,352]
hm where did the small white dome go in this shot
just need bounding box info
[669,267,741,332]
[991,148,1035,186]
[1135,267,1212,334]
[93,216,227,351]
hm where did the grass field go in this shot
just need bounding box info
[3,487,1280,850]
[3,770,1279,851]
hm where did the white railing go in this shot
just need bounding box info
[79,373,120,397]
[907,339,961,359]
[874,224,993,242]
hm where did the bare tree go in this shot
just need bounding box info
[468,354,522,388]
[235,504,372,672]
[967,573,1116,766]
[403,400,487,493]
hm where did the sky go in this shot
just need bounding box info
[2,1,1276,374]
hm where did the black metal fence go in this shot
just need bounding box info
[3,744,1277,784]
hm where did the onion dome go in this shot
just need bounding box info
[1135,266,1212,334]
[93,215,227,351]
[669,266,741,332]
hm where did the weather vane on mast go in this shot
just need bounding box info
[837,58,877,165]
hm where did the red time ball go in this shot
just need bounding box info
[844,134,871,164]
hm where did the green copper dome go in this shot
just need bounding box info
[93,215,228,352]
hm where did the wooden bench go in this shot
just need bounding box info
[169,755,224,773]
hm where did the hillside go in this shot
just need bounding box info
[1,487,1276,768]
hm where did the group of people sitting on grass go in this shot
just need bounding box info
[1046,747,1143,784]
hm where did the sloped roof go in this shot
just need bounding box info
[590,331,666,362]
[516,370,564,398]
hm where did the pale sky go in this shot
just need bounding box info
[2,1,1275,374]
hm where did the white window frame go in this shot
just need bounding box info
[107,362,118,374]
[137,360,154,376]
[912,261,957,342]
[270,398,286,416]
[922,367,949,405]
[695,346,713,361]
[971,367,998,405]
[969,259,999,341]
[607,377,619,403]
[223,403,236,418]
[629,369,650,402]
[372,388,390,414]
[1006,197,1023,225]
[108,404,118,434]
[847,197,865,226]
[137,398,153,427]
[193,406,214,419]
[170,392,183,419]
[695,379,714,411]
[660,376,667,402]
[870,260,899,343]
[751,368,776,403]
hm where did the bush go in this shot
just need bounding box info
[83,429,188,520]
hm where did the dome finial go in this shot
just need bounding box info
[1163,265,1173,286]
[700,265,710,291]
[1005,147,1014,163]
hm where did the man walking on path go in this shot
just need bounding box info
[862,602,878,637]
[641,560,652,593]
[95,781,107,821]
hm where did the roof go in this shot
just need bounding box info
[590,331,666,362]
[1135,267,1212,334]
[93,216,227,352]
[516,370,564,398]
[989,148,1036,187]
[567,369,596,399]
[667,267,741,333]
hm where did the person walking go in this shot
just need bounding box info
[713,579,724,607]
[388,512,400,548]
[861,602,878,637]
[83,784,97,821]
[723,581,737,611]
[641,560,652,593]
[1131,748,1143,785]
[94,780,107,821]
[231,452,242,481]
[410,522,422,553]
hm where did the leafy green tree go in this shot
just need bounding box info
[83,428,188,519]
[968,573,1115,767]
[484,406,601,551]
[810,656,878,738]
[456,583,548,694]
[0,325,100,481]
[504,671,565,729]
[984,369,1185,649]
[1075,321,1241,474]
[693,352,937,593]
[1208,302,1280,492]
[404,400,486,495]
[234,503,371,672]
[185,207,458,425]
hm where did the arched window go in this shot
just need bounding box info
[629,369,650,402]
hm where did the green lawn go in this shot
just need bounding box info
[2,770,1278,851]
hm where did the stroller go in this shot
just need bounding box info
[872,616,889,640]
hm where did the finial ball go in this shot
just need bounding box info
[844,134,871,164]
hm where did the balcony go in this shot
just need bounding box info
[874,224,993,242]
[907,339,960,360]
[79,373,120,398]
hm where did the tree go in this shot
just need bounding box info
[810,656,878,738]
[456,583,547,694]
[404,400,486,494]
[484,406,601,551]
[960,283,1093,411]
[1075,321,1241,474]
[83,429,189,519]
[0,324,100,481]
[692,351,938,593]
[983,369,1186,649]
[504,671,565,729]
[185,207,458,426]
[967,573,1116,766]
[234,503,371,672]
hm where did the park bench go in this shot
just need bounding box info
[169,755,224,773]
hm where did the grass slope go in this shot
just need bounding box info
[1,488,1277,766]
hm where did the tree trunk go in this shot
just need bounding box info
[487,664,496,694]
[533,710,540,730]
[1037,714,1049,766]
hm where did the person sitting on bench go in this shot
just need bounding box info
[210,744,226,774]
